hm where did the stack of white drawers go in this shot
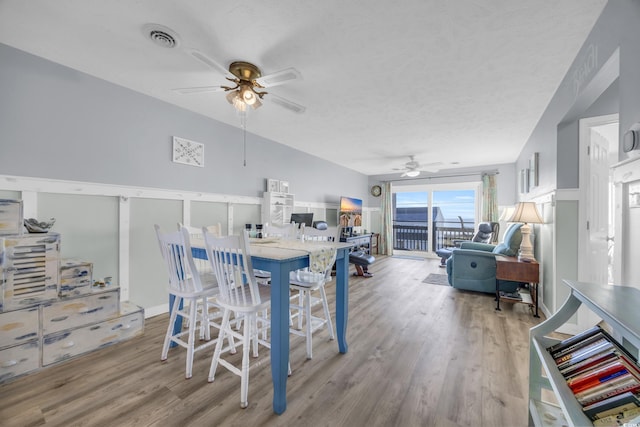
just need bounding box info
[0,200,144,383]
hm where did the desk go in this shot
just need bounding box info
[190,239,352,414]
[340,233,373,253]
[495,255,540,317]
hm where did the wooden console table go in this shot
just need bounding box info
[495,255,540,317]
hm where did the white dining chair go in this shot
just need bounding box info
[262,222,296,239]
[202,229,276,409]
[177,222,223,327]
[154,224,222,379]
[178,222,222,239]
[289,226,338,359]
[253,222,297,282]
[177,223,222,271]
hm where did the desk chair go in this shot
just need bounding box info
[155,224,221,379]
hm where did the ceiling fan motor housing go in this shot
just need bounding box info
[229,61,262,82]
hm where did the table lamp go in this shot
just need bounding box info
[508,202,543,262]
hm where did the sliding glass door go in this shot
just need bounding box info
[392,183,480,256]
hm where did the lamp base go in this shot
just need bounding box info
[518,222,536,262]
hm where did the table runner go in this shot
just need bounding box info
[250,238,337,273]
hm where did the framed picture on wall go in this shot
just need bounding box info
[267,179,280,193]
[172,136,204,167]
[520,169,530,193]
[280,181,290,193]
[529,152,539,188]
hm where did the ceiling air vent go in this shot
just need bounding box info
[143,23,180,48]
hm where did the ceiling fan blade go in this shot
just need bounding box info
[172,85,226,94]
[420,162,443,172]
[256,67,302,88]
[267,93,306,114]
[188,49,235,79]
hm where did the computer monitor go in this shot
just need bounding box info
[289,212,313,227]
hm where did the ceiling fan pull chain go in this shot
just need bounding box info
[240,111,247,167]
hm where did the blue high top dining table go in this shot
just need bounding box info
[189,239,353,414]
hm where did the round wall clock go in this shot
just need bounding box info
[370,185,382,197]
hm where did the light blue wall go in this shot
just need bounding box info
[517,1,640,192]
[512,1,640,319]
[556,79,619,189]
[0,43,368,204]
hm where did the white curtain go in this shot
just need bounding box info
[482,173,498,222]
[380,182,393,255]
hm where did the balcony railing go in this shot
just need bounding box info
[393,220,474,252]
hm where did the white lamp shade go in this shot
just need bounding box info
[508,202,543,224]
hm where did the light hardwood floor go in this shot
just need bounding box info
[0,255,547,427]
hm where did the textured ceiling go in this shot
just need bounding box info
[0,0,607,176]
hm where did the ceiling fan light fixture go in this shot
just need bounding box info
[240,84,256,105]
[405,170,420,177]
[226,90,247,112]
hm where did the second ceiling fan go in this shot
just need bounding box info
[393,155,442,177]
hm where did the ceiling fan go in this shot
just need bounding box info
[393,156,442,177]
[174,49,305,114]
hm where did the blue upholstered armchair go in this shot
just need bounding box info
[445,223,524,294]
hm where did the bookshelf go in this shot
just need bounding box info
[262,191,294,226]
[528,280,640,426]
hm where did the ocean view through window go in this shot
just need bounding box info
[393,189,476,253]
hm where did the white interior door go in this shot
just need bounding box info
[578,114,618,330]
[587,129,611,285]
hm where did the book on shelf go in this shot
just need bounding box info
[566,352,640,390]
[618,353,640,381]
[564,353,623,382]
[570,366,630,395]
[560,350,618,378]
[556,341,616,371]
[566,358,626,385]
[576,374,640,406]
[547,325,603,355]
[582,391,640,420]
[551,331,608,360]
[554,337,611,365]
[576,376,640,406]
[592,405,640,426]
[547,324,640,417]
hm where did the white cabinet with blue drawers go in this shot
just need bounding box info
[42,300,143,366]
[0,305,40,381]
[0,235,144,383]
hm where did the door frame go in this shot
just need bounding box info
[392,181,482,257]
